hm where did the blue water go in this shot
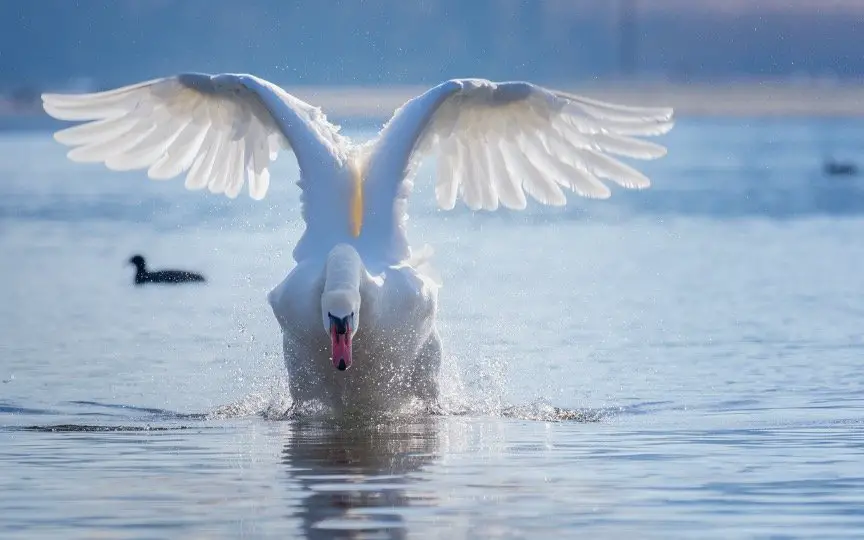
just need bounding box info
[2,118,864,538]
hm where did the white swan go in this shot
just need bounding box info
[41,74,673,413]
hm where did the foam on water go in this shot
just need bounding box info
[204,349,609,424]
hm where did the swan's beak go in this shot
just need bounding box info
[330,324,352,371]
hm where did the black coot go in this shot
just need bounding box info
[128,254,206,285]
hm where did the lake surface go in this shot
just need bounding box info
[2,118,864,538]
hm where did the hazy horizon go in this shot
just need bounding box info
[2,0,862,93]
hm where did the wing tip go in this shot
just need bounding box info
[614,179,652,191]
[52,129,74,145]
[650,145,669,159]
[41,103,68,121]
[557,89,676,122]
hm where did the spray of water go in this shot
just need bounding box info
[205,238,612,424]
[206,347,609,424]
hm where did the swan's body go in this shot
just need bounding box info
[268,245,440,411]
[42,73,673,413]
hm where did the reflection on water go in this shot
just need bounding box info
[11,424,199,432]
[4,124,864,537]
[282,419,440,538]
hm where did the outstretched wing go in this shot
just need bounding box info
[360,78,673,262]
[42,73,347,200]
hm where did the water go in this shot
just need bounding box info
[2,118,864,538]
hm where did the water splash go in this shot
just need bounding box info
[203,368,611,424]
[501,400,608,423]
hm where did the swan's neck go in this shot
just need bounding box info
[324,244,363,294]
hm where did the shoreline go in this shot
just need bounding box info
[281,82,864,118]
[4,82,864,126]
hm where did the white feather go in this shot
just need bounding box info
[42,73,345,204]
[45,74,672,267]
[362,78,672,262]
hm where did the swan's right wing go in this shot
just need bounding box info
[360,79,673,264]
[367,79,673,211]
[42,73,347,200]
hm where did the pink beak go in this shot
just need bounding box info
[330,324,352,371]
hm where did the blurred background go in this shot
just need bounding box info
[3,0,862,216]
[1,0,863,121]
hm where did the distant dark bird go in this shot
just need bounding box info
[824,159,858,177]
[128,254,206,285]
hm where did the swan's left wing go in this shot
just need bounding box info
[360,79,673,262]
[41,73,347,200]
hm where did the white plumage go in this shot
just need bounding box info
[43,73,673,414]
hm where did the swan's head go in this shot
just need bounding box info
[321,290,360,371]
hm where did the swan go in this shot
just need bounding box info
[41,73,673,413]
